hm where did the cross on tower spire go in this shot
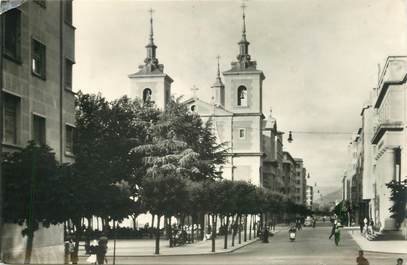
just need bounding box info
[191,85,199,98]
[241,3,247,38]
[148,8,154,44]
[237,1,251,69]
[216,55,221,77]
[213,55,224,88]
[144,8,160,71]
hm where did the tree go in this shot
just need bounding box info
[132,99,200,253]
[386,179,407,229]
[3,142,61,264]
[140,174,189,254]
[215,180,236,249]
[68,92,159,257]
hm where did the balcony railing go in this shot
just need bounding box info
[371,120,403,144]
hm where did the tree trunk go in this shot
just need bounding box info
[24,228,34,264]
[169,217,174,248]
[101,218,105,232]
[255,215,259,238]
[211,214,217,252]
[224,216,229,249]
[198,213,205,240]
[71,218,82,265]
[249,214,252,240]
[132,214,137,230]
[155,215,161,255]
[238,215,242,244]
[191,215,195,243]
[151,214,155,239]
[231,215,236,247]
[164,216,169,240]
[87,217,93,230]
[244,214,247,242]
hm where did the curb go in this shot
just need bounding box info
[362,250,407,255]
[79,237,263,258]
[347,231,407,255]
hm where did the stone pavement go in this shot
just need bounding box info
[348,230,407,254]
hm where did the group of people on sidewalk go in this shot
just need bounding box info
[65,236,108,265]
[356,250,404,265]
[359,217,375,236]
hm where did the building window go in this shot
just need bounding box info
[65,59,73,90]
[64,0,73,24]
[3,94,19,144]
[237,86,248,106]
[143,88,152,102]
[65,125,74,154]
[239,128,246,139]
[32,39,46,79]
[32,115,46,145]
[34,0,46,8]
[3,8,21,62]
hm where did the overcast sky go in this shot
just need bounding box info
[73,0,407,192]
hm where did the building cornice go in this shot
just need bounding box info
[223,69,265,80]
[128,73,174,83]
[225,152,265,157]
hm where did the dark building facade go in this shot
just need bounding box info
[2,0,75,263]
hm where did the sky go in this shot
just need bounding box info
[73,0,407,192]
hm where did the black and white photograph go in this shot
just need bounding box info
[0,0,407,264]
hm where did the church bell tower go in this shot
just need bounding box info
[223,4,265,114]
[128,9,173,110]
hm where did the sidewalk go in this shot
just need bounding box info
[78,234,265,258]
[78,227,283,259]
[348,230,407,254]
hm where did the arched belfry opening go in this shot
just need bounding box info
[143,88,152,102]
[237,86,248,106]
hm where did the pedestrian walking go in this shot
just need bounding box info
[334,222,342,246]
[262,226,269,243]
[359,219,364,233]
[368,219,374,235]
[96,237,108,264]
[397,258,404,265]
[363,217,368,235]
[356,250,369,265]
[329,220,336,239]
[65,238,77,264]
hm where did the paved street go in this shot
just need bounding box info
[92,225,406,265]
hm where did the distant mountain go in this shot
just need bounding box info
[314,186,342,207]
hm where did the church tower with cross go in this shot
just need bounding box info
[221,3,265,186]
[129,9,173,110]
[184,4,266,186]
[223,3,265,114]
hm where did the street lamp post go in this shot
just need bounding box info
[0,12,4,264]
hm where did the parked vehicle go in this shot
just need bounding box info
[304,216,313,227]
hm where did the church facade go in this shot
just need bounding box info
[129,8,304,197]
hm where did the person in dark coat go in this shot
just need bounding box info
[329,220,336,239]
[356,250,369,265]
[262,226,269,243]
[359,219,364,233]
[96,238,108,264]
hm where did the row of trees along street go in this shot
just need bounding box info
[2,92,310,263]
